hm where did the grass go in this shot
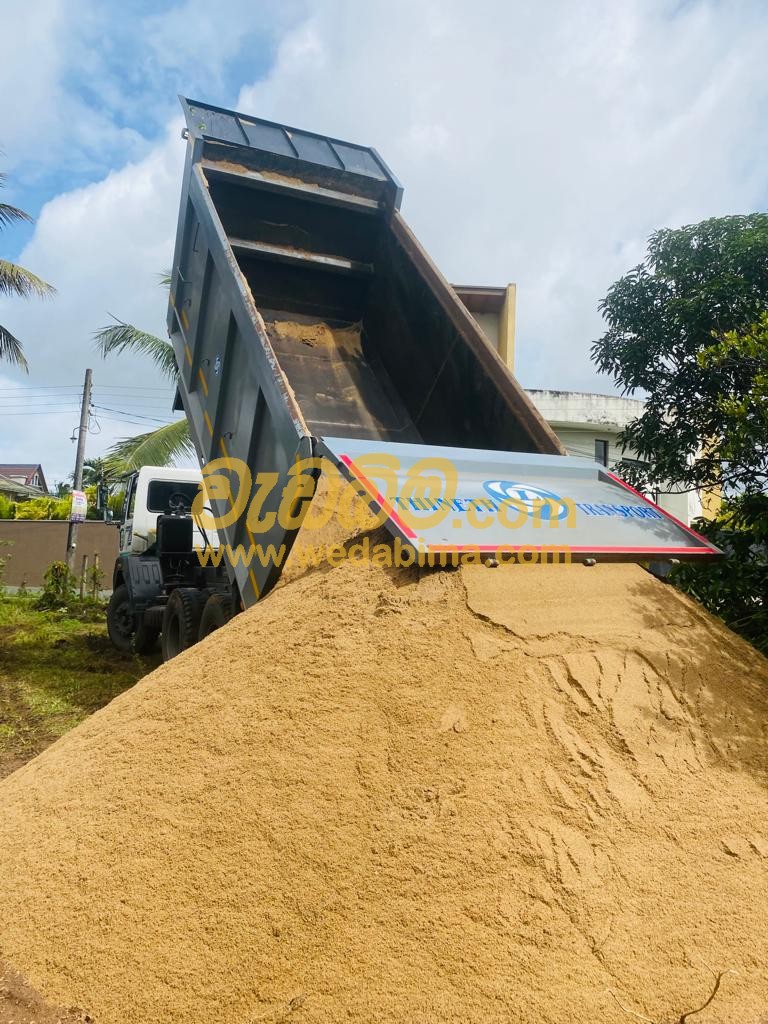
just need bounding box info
[0,593,160,779]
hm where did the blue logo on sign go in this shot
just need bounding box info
[482,480,571,521]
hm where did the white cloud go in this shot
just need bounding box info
[0,0,149,181]
[0,123,185,482]
[142,0,306,86]
[2,0,768,484]
[237,0,768,387]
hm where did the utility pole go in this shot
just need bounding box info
[66,368,93,571]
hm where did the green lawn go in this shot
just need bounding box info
[0,595,159,779]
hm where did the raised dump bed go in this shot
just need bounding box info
[168,98,720,606]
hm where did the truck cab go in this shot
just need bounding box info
[107,466,233,661]
[119,466,212,554]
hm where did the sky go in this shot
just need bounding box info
[1,0,767,486]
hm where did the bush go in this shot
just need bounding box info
[672,494,768,655]
[34,561,78,611]
[14,496,71,520]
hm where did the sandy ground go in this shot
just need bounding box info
[0,548,767,1024]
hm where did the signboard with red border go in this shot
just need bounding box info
[319,437,722,563]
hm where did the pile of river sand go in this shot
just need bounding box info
[1,526,767,1024]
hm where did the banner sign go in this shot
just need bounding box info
[318,437,722,562]
[70,489,88,523]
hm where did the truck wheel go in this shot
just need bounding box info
[161,588,206,661]
[198,594,235,641]
[107,584,134,653]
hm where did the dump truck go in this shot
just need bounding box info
[107,97,721,660]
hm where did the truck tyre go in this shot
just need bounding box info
[107,584,134,653]
[161,588,207,661]
[198,593,235,641]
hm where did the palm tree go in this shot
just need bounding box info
[80,457,107,488]
[94,277,194,471]
[1,166,56,369]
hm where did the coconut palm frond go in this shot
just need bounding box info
[0,203,33,228]
[103,419,194,473]
[158,269,172,288]
[0,259,55,299]
[0,322,29,372]
[94,317,178,381]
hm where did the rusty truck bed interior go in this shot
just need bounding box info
[205,166,541,452]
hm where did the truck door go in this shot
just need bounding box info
[119,474,138,553]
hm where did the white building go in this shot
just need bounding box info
[454,284,705,525]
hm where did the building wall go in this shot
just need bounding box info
[0,521,119,588]
[525,390,651,429]
[473,312,501,351]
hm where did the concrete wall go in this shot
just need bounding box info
[0,521,119,588]
[527,389,647,430]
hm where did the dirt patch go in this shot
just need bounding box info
[0,962,91,1024]
[0,546,767,1023]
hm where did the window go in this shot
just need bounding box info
[594,439,609,466]
[126,479,137,519]
[147,479,201,513]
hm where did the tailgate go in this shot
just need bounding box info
[318,437,721,562]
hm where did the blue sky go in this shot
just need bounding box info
[2,0,293,256]
[2,0,768,484]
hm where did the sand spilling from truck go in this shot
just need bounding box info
[1,539,768,1023]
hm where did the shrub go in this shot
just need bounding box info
[34,561,78,611]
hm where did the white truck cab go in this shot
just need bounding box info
[119,466,216,553]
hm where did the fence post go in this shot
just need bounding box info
[79,554,89,600]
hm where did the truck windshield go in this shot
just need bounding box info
[147,480,201,513]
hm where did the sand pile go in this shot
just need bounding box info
[1,541,768,1024]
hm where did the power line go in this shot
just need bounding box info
[0,403,84,411]
[0,383,171,391]
[92,404,177,424]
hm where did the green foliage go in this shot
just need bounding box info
[593,213,768,652]
[13,495,71,520]
[104,418,194,474]
[95,279,192,470]
[672,495,768,654]
[86,561,106,597]
[696,313,768,491]
[1,166,56,371]
[34,561,77,611]
[0,494,15,519]
[94,317,178,381]
[592,213,768,495]
[0,594,157,774]
[108,490,124,517]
